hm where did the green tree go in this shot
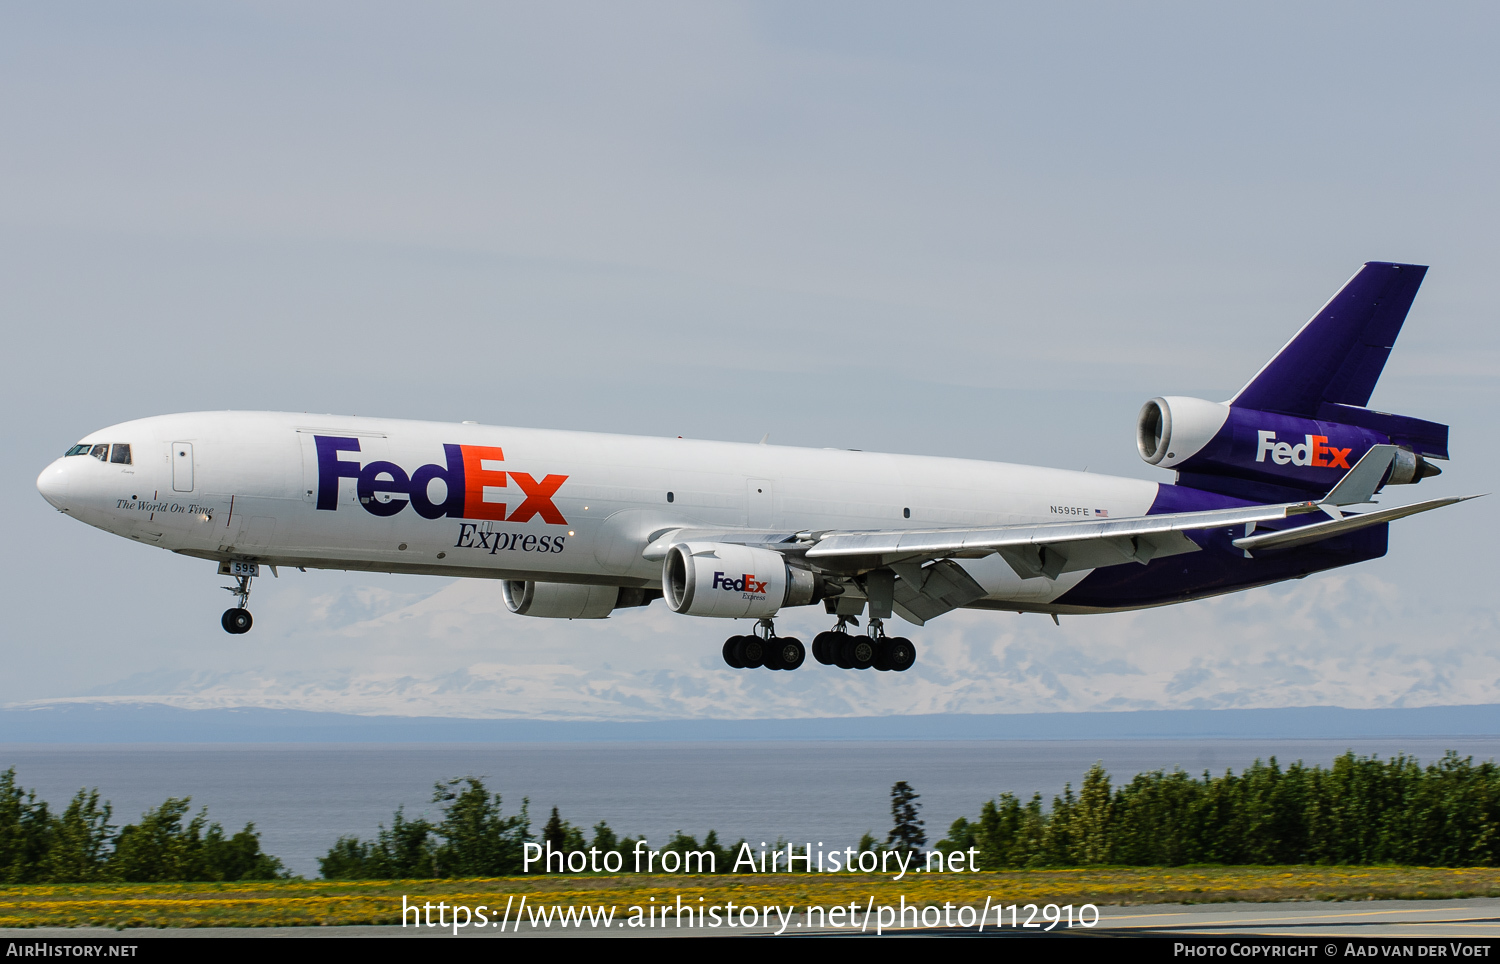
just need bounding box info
[322,776,530,879]
[1110,769,1206,865]
[1041,782,1077,865]
[590,821,619,855]
[380,809,439,878]
[0,769,52,883]
[542,807,566,850]
[323,807,438,880]
[966,792,1048,868]
[934,816,976,858]
[109,798,207,882]
[108,798,282,882]
[38,789,113,883]
[1069,764,1113,865]
[539,805,586,863]
[201,823,286,881]
[698,830,737,872]
[886,781,926,854]
[431,777,530,877]
[317,836,376,880]
[919,751,1500,871]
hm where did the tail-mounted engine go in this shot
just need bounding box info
[1137,395,1444,498]
[662,542,825,618]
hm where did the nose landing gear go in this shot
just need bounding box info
[220,565,256,635]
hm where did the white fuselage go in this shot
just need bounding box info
[37,411,1163,610]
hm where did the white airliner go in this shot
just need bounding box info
[36,262,1472,673]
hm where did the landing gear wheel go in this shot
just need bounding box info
[774,637,806,671]
[833,636,855,669]
[736,635,766,669]
[873,639,893,671]
[812,632,840,665]
[722,637,746,669]
[764,640,784,670]
[842,637,875,670]
[221,608,252,634]
[887,636,917,672]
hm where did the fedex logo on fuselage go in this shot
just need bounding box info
[712,572,767,595]
[314,435,568,524]
[1254,431,1352,469]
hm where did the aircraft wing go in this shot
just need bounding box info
[639,504,1302,578]
[802,445,1478,579]
[802,501,1322,580]
[805,490,1481,577]
[638,445,1477,626]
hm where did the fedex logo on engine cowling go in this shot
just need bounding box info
[712,572,767,595]
[1254,431,1352,469]
[314,436,567,524]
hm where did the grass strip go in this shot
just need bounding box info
[6,867,1500,929]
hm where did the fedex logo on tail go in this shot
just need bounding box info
[712,572,767,595]
[315,436,567,524]
[1254,431,1351,469]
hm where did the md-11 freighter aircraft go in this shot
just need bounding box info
[36,262,1475,674]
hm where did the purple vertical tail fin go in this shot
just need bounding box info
[1230,262,1428,417]
[1151,261,1447,503]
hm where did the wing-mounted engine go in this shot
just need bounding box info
[662,542,826,618]
[1136,261,1448,501]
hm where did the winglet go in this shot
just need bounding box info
[1321,444,1398,516]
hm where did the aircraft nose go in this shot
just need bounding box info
[37,459,70,510]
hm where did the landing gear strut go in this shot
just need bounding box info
[221,570,254,635]
[721,618,805,671]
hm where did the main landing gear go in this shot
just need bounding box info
[811,617,916,672]
[720,617,918,672]
[221,570,254,635]
[722,618,806,671]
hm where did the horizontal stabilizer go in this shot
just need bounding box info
[1317,403,1449,460]
[1322,445,1397,507]
[1232,495,1480,553]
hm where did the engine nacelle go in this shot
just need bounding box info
[1137,396,1445,497]
[1137,396,1231,467]
[502,581,620,619]
[662,542,822,618]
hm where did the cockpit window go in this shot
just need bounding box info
[65,444,92,457]
[110,444,132,465]
[89,444,108,460]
